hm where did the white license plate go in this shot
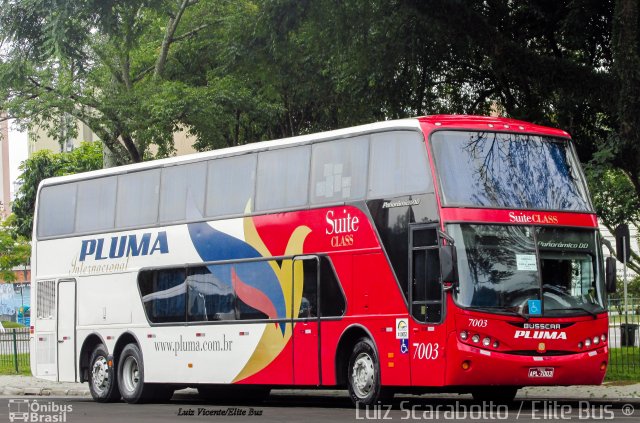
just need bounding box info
[528,367,554,378]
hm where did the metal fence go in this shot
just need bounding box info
[0,308,638,377]
[607,297,640,376]
[0,328,30,373]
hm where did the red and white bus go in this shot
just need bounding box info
[30,115,614,405]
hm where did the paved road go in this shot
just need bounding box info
[1,392,640,423]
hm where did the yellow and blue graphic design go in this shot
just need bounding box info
[187,209,310,382]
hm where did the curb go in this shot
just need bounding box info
[1,386,90,397]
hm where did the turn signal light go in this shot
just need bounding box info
[600,362,607,371]
[461,360,471,370]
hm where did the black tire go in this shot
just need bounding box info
[197,385,270,404]
[117,343,156,404]
[88,344,120,402]
[471,387,518,403]
[347,338,393,407]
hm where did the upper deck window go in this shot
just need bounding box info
[431,131,591,211]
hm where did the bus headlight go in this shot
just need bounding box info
[593,336,600,345]
[585,338,592,347]
[601,334,607,342]
[482,337,491,347]
[471,334,480,343]
[460,331,468,340]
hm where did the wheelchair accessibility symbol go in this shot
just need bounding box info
[528,299,541,315]
[400,339,409,354]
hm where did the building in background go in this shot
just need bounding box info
[28,119,198,157]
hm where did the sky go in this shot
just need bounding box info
[8,120,28,199]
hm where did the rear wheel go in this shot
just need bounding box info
[117,343,163,404]
[88,344,120,402]
[347,338,393,406]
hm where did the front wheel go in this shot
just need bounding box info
[117,343,159,404]
[88,344,120,402]
[347,338,393,406]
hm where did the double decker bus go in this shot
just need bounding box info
[30,115,615,405]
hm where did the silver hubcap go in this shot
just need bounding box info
[122,355,140,394]
[91,356,110,395]
[351,352,375,398]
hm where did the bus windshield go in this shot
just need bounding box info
[448,224,605,317]
[431,131,591,211]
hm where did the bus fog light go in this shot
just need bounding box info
[460,331,468,340]
[461,360,471,370]
[585,338,592,347]
[471,334,480,343]
[593,336,600,345]
[482,337,491,347]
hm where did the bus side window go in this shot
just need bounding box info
[139,269,186,323]
[319,257,346,317]
[411,227,442,323]
[186,266,236,322]
[295,259,318,318]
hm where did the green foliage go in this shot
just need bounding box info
[12,142,103,239]
[1,321,25,328]
[0,215,30,282]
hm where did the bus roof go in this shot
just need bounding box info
[418,115,570,138]
[39,115,570,187]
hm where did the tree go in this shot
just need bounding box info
[12,142,103,239]
[0,0,213,164]
[0,215,30,282]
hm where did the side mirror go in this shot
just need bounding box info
[440,244,458,285]
[606,256,617,293]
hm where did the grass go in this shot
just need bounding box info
[606,347,640,382]
[1,321,25,329]
[0,353,30,375]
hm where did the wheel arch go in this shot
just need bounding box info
[334,324,377,387]
[79,333,106,383]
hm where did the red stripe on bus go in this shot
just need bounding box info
[440,208,598,227]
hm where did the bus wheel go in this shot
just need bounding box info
[88,344,120,402]
[117,343,154,404]
[347,338,393,406]
[471,387,518,403]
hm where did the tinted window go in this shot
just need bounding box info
[369,131,431,198]
[139,269,186,323]
[116,169,160,227]
[206,155,256,216]
[187,267,235,321]
[311,137,369,204]
[320,257,346,317]
[256,146,310,211]
[431,131,590,211]
[159,162,206,222]
[38,183,77,237]
[75,177,116,233]
[296,259,318,318]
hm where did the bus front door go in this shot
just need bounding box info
[292,257,320,386]
[408,226,446,386]
[56,279,77,382]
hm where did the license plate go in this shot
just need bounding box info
[528,367,554,378]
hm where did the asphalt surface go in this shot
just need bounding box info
[1,392,640,423]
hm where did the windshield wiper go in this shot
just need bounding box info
[551,306,599,319]
[471,306,529,321]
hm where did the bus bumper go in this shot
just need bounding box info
[445,340,608,386]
